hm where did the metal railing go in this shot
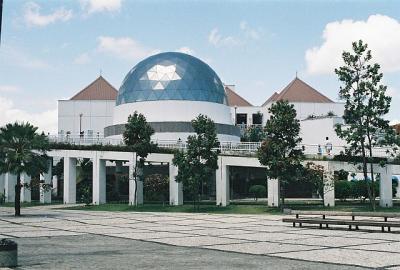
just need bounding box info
[48,135,394,158]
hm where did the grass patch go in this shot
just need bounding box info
[0,201,63,208]
[60,200,400,214]
[62,203,283,215]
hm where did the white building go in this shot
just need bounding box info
[106,52,240,142]
[58,76,117,138]
[58,53,344,146]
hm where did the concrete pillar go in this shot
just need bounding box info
[20,173,31,203]
[64,157,77,204]
[128,162,143,205]
[5,173,16,203]
[0,174,5,197]
[216,163,229,206]
[267,178,280,207]
[169,164,183,206]
[52,175,58,196]
[380,165,393,208]
[40,160,52,204]
[323,169,335,207]
[92,158,106,205]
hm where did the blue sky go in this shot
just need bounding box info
[1,0,400,133]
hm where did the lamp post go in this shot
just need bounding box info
[79,113,83,139]
[234,106,237,125]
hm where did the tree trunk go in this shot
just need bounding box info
[368,144,376,211]
[360,141,374,210]
[280,181,285,212]
[14,173,21,216]
[134,156,138,206]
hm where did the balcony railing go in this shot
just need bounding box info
[48,134,394,158]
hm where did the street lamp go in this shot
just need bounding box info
[234,106,237,125]
[79,113,83,138]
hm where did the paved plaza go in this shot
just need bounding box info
[1,206,400,269]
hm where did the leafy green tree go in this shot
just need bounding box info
[0,122,50,216]
[302,162,329,205]
[242,125,265,142]
[335,40,398,210]
[144,174,169,206]
[76,158,93,205]
[123,111,155,205]
[173,114,219,209]
[335,181,351,201]
[248,185,266,201]
[257,100,304,209]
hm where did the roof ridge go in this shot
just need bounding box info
[275,77,297,100]
[225,86,253,106]
[70,76,102,100]
[70,76,118,101]
[294,77,333,102]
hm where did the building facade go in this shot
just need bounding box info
[58,52,345,147]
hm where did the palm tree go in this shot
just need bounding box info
[0,122,50,216]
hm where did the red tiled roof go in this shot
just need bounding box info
[262,92,279,106]
[70,76,118,100]
[262,78,333,105]
[225,86,253,106]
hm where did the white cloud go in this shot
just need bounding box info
[73,53,91,64]
[80,0,122,14]
[97,36,156,61]
[0,96,57,134]
[240,21,261,40]
[0,45,49,69]
[24,2,73,27]
[0,85,20,93]
[176,47,195,55]
[208,28,240,47]
[208,21,262,48]
[305,14,400,75]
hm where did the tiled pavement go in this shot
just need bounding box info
[1,206,400,269]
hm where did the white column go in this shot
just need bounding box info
[169,164,183,206]
[323,169,335,207]
[40,160,52,204]
[216,163,229,206]
[267,178,280,207]
[64,157,77,204]
[0,174,5,197]
[128,162,143,205]
[20,173,31,203]
[380,165,393,208]
[52,175,58,196]
[5,173,16,203]
[92,158,106,205]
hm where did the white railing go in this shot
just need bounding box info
[48,135,394,158]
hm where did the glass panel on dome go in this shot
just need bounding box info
[116,52,228,105]
[153,82,164,90]
[148,91,157,100]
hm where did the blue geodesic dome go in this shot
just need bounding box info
[116,52,228,105]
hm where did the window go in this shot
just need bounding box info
[236,114,247,125]
[252,113,263,125]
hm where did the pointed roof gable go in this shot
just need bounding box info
[70,76,118,100]
[225,86,253,106]
[262,78,333,105]
[262,92,279,106]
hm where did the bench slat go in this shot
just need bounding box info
[283,218,400,227]
[289,210,400,218]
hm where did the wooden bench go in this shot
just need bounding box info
[282,210,400,232]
